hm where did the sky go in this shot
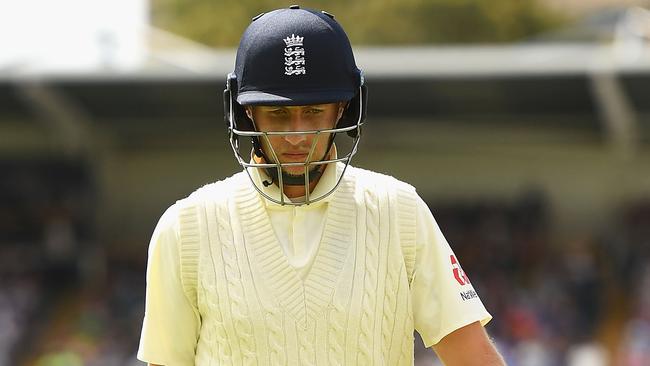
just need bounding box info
[0,0,149,73]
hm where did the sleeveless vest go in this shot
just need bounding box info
[177,166,418,365]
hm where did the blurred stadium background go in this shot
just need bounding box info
[1,0,650,365]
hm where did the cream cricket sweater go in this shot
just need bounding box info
[138,164,492,366]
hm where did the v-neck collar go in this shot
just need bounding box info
[235,163,356,327]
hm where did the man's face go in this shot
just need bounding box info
[247,103,344,177]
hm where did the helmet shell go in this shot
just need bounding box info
[234,7,361,106]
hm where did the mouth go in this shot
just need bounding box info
[282,152,310,161]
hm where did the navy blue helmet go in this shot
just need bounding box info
[224,5,367,205]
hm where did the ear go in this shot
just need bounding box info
[337,102,348,120]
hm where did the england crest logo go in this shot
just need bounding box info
[283,34,306,76]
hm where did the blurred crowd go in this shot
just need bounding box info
[424,192,650,366]
[1,164,649,366]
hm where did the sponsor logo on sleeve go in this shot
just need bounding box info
[460,289,478,301]
[450,255,480,301]
[450,254,470,286]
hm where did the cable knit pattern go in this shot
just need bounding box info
[196,283,230,365]
[177,167,420,365]
[327,304,347,366]
[297,319,316,366]
[357,188,380,365]
[381,251,402,363]
[196,201,230,365]
[216,192,257,364]
[265,311,285,365]
[399,307,415,365]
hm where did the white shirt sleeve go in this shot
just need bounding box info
[411,196,492,347]
[137,204,201,366]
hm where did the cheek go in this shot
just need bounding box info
[312,133,332,151]
[261,136,280,151]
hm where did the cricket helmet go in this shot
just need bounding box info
[224,5,367,206]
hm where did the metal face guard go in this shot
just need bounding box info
[232,125,361,206]
[227,88,365,206]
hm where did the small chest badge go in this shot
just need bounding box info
[284,34,306,76]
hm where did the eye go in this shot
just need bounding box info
[306,108,324,114]
[268,108,288,116]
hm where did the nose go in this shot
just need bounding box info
[283,113,309,145]
[283,132,307,145]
